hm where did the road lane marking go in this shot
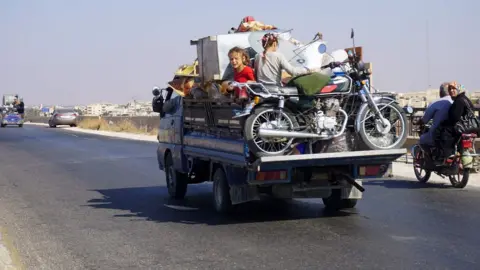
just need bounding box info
[391,235,418,242]
[24,123,157,142]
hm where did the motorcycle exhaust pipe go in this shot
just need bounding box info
[258,128,330,139]
[258,109,350,139]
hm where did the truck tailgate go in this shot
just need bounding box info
[251,149,406,171]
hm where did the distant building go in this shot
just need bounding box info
[397,89,480,108]
[86,103,114,116]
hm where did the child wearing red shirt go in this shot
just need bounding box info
[227,46,255,101]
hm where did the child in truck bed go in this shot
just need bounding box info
[225,46,256,117]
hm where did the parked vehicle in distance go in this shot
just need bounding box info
[48,108,79,128]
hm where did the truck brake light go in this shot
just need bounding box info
[359,165,381,176]
[256,170,287,181]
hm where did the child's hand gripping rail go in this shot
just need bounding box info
[229,82,277,99]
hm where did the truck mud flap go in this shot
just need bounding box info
[251,149,407,172]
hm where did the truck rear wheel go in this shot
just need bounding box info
[165,153,188,199]
[322,189,358,210]
[212,167,232,214]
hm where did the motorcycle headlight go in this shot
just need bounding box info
[403,106,414,114]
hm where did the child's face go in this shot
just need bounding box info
[229,52,244,69]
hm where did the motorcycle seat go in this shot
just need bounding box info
[264,85,299,96]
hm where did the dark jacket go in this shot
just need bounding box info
[445,92,474,126]
[434,92,476,156]
[15,102,25,114]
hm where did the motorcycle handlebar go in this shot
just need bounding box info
[321,60,349,70]
[321,62,337,69]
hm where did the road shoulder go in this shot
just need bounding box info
[0,227,23,270]
[24,122,157,142]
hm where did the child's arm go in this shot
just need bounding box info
[278,53,310,77]
[245,67,256,82]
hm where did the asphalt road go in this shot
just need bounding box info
[0,125,480,270]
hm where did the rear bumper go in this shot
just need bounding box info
[2,118,23,125]
[232,149,407,204]
[269,180,363,199]
[52,118,78,125]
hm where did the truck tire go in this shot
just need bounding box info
[165,153,188,199]
[322,189,358,210]
[212,167,233,214]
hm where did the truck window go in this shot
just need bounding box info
[163,91,180,115]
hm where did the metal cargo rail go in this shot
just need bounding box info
[251,149,407,171]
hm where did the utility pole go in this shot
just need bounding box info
[426,20,431,89]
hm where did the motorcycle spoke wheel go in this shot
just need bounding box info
[413,146,431,182]
[251,109,294,155]
[361,103,406,149]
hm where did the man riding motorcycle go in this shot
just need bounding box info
[417,82,455,161]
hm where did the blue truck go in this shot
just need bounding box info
[1,94,24,128]
[153,88,406,213]
[1,110,24,128]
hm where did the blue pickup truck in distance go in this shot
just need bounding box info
[153,87,406,214]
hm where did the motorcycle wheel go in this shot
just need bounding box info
[244,106,298,157]
[449,168,470,188]
[357,101,408,150]
[412,145,431,183]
